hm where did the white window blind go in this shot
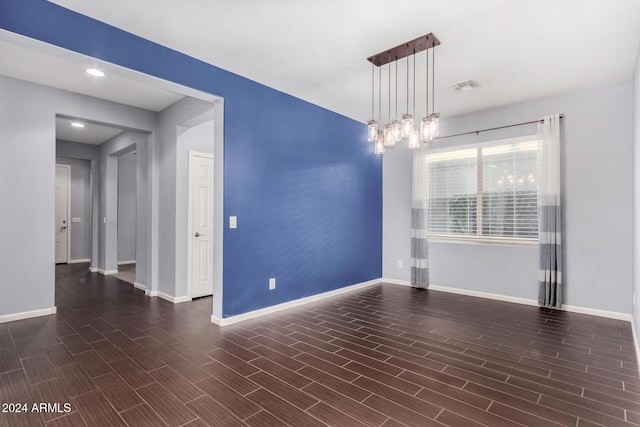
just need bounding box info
[428,138,538,241]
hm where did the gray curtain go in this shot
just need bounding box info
[411,145,429,288]
[537,114,562,307]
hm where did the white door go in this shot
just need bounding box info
[190,153,214,298]
[55,165,70,264]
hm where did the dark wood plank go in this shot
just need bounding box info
[185,395,244,427]
[136,382,197,427]
[246,388,325,427]
[302,381,389,426]
[21,353,57,383]
[149,366,205,403]
[45,412,87,427]
[194,376,260,419]
[92,372,142,412]
[120,404,169,427]
[72,390,125,427]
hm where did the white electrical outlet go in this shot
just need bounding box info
[229,216,237,229]
[269,278,276,290]
[397,260,403,269]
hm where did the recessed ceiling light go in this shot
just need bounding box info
[86,68,105,77]
[71,122,85,128]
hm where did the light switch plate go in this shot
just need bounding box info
[229,216,237,228]
[72,217,81,223]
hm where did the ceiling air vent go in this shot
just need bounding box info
[448,79,481,92]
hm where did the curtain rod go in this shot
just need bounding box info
[433,114,564,141]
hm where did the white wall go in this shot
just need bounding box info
[384,80,634,314]
[117,151,137,263]
[56,156,92,261]
[0,75,156,317]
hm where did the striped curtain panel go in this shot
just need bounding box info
[537,114,562,308]
[411,145,429,288]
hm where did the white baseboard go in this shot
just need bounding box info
[561,304,632,322]
[429,284,539,307]
[152,291,190,304]
[382,278,412,287]
[89,267,98,273]
[68,258,90,264]
[145,289,157,297]
[212,278,381,327]
[133,282,147,291]
[0,306,57,324]
[381,278,631,322]
[98,269,118,276]
[117,260,136,266]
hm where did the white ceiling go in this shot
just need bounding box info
[56,117,125,145]
[0,38,184,112]
[5,0,640,125]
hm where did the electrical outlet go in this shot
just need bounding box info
[269,278,276,290]
[397,260,403,269]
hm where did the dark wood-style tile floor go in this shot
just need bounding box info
[0,263,639,426]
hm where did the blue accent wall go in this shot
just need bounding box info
[0,0,382,317]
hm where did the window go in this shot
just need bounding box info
[428,137,538,241]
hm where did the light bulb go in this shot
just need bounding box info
[367,120,378,142]
[401,114,413,137]
[408,129,420,149]
[420,116,432,142]
[375,134,385,154]
[383,124,395,146]
[391,120,402,143]
[429,113,440,138]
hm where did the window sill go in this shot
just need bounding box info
[428,235,538,247]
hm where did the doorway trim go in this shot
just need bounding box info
[55,164,71,264]
[188,150,215,300]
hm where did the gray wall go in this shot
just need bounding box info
[0,76,55,315]
[117,151,137,263]
[0,75,156,317]
[155,98,216,297]
[136,136,152,290]
[55,156,92,261]
[384,80,634,314]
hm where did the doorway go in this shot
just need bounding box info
[55,164,70,264]
[189,151,214,298]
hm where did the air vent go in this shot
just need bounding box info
[449,79,481,92]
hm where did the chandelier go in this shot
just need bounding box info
[367,33,440,154]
